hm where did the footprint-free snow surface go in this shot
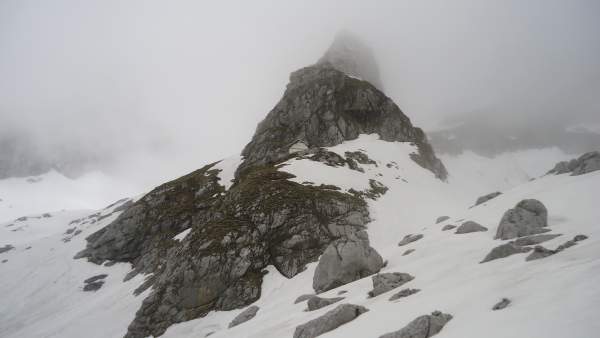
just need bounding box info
[1,135,599,338]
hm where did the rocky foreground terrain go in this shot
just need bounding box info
[1,34,599,338]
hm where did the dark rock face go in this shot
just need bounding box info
[306,296,345,311]
[435,216,450,224]
[238,65,447,180]
[495,200,548,240]
[293,304,368,338]
[548,151,600,176]
[398,234,424,246]
[389,288,420,301]
[379,311,453,338]
[313,231,384,294]
[474,192,502,206]
[228,305,259,328]
[83,275,107,292]
[368,272,415,298]
[492,298,511,310]
[480,243,532,263]
[455,221,488,234]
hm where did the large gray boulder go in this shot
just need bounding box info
[379,311,453,338]
[294,304,368,338]
[495,199,548,240]
[368,272,414,297]
[313,232,384,293]
[455,221,488,234]
[228,305,259,328]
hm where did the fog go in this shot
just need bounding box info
[1,0,599,188]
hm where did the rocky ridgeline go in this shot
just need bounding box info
[75,33,447,338]
[547,151,600,176]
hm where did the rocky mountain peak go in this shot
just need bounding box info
[238,35,447,180]
[317,30,384,90]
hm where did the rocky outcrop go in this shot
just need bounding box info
[368,272,414,298]
[495,199,548,240]
[512,234,562,246]
[293,304,368,338]
[398,234,424,246]
[547,151,600,176]
[83,274,107,292]
[237,64,447,180]
[313,231,384,293]
[294,294,315,304]
[526,235,588,261]
[306,296,345,311]
[379,311,453,338]
[455,221,488,234]
[474,191,502,206]
[435,216,450,224]
[228,305,259,328]
[441,224,456,231]
[480,243,532,263]
[0,244,14,254]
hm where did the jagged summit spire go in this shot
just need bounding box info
[317,30,383,90]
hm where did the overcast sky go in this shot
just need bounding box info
[1,0,599,185]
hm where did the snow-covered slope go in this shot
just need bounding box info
[0,170,140,223]
[1,136,598,338]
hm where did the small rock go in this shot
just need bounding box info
[435,216,450,224]
[293,304,368,338]
[441,224,456,231]
[512,234,562,246]
[294,294,315,304]
[402,249,415,256]
[337,290,347,295]
[480,243,532,263]
[525,246,556,261]
[389,288,420,301]
[474,192,502,206]
[306,296,344,311]
[84,274,108,284]
[455,221,488,234]
[574,234,588,242]
[228,305,259,328]
[1,259,7,263]
[398,234,424,246]
[492,298,511,310]
[0,244,15,254]
[369,272,414,297]
[379,311,453,338]
[83,281,104,292]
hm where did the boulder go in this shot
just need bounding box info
[84,274,108,284]
[0,244,14,254]
[455,221,488,234]
[525,246,556,261]
[368,272,414,297]
[492,298,511,310]
[293,304,368,338]
[379,311,453,338]
[480,243,532,263]
[495,199,548,240]
[435,216,450,224]
[313,233,384,293]
[389,288,420,301]
[474,191,502,206]
[306,296,345,311]
[398,234,424,246]
[441,224,456,231]
[228,305,259,328]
